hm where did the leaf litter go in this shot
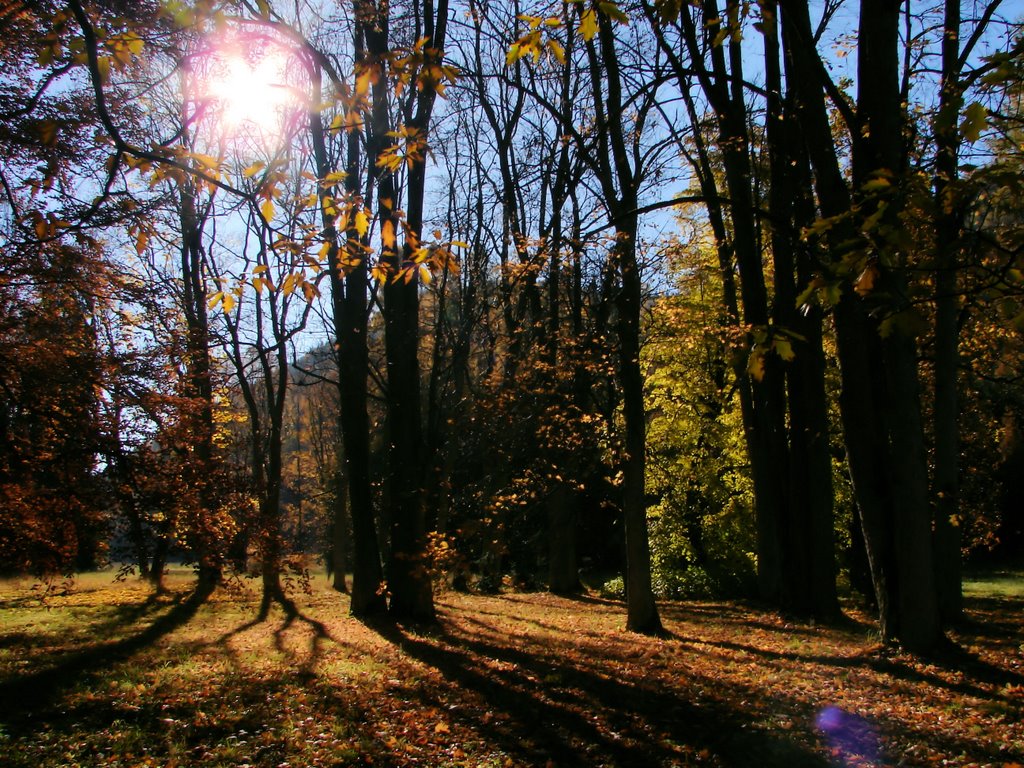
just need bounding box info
[0,575,1020,767]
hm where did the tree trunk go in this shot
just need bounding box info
[777,0,943,652]
[591,14,661,633]
[364,0,448,623]
[547,483,581,594]
[331,463,350,594]
[931,0,964,623]
[178,177,221,591]
[767,0,837,618]
[855,0,942,653]
[309,53,386,617]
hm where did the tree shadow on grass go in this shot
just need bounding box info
[663,595,1024,699]
[0,580,216,732]
[364,615,832,768]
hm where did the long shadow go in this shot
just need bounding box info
[667,628,1024,705]
[0,581,215,732]
[364,616,831,768]
[659,592,1024,701]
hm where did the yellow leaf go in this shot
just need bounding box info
[243,161,266,178]
[191,152,220,171]
[419,264,433,284]
[97,55,110,84]
[579,9,599,40]
[355,68,373,96]
[261,198,275,220]
[747,349,765,382]
[221,292,236,314]
[321,170,347,186]
[381,219,396,249]
[960,101,988,143]
[548,40,566,64]
[854,264,880,297]
[598,1,629,23]
[860,177,891,193]
[434,722,450,734]
[773,336,795,362]
[282,273,297,296]
[355,208,369,238]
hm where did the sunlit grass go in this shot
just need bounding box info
[963,568,1024,598]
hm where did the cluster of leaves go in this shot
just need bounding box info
[0,237,110,574]
[643,247,756,598]
[435,331,620,590]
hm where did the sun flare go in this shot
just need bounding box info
[195,35,306,149]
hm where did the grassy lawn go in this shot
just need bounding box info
[0,570,1021,767]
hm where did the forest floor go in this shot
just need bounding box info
[0,570,1021,768]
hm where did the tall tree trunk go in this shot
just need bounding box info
[258,344,294,618]
[855,0,941,653]
[178,177,221,591]
[591,11,661,633]
[766,0,837,619]
[365,0,449,622]
[309,54,387,617]
[779,0,942,652]
[932,0,964,623]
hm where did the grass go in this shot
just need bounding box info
[963,568,1024,598]
[0,568,1021,767]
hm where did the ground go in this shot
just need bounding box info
[0,570,1021,767]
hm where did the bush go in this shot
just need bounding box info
[600,576,625,600]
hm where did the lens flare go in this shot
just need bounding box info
[815,705,881,764]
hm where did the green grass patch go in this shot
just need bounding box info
[963,568,1024,598]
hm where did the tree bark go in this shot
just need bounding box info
[309,52,387,617]
[932,0,964,623]
[778,0,943,652]
[592,11,661,633]
[766,0,837,618]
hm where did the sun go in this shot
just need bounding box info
[209,53,292,131]
[193,34,306,150]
